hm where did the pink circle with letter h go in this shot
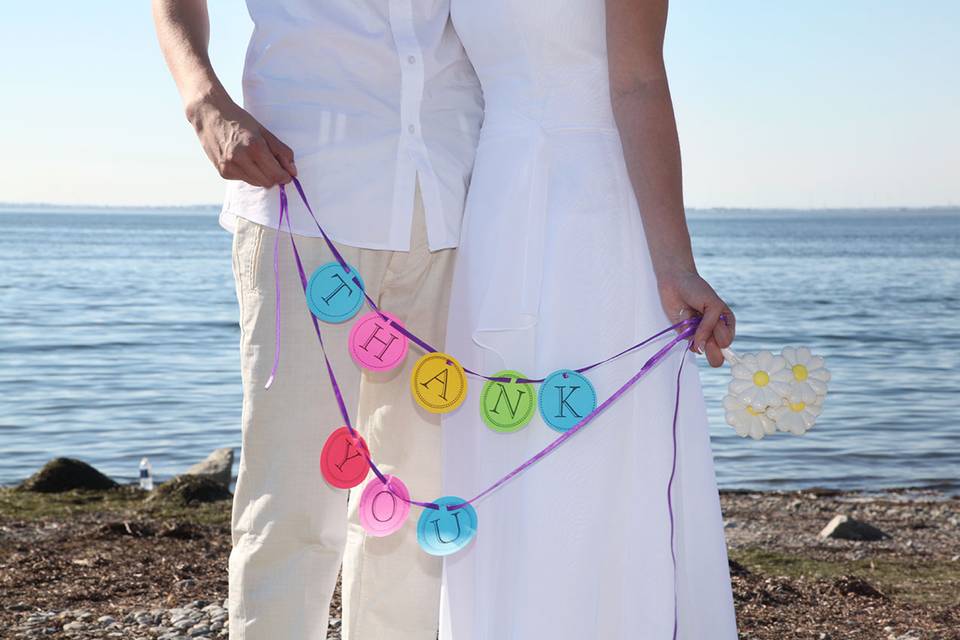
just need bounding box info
[349,311,409,372]
[358,475,411,537]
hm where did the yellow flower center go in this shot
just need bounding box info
[792,364,809,381]
[789,401,806,412]
[753,370,770,387]
[745,405,762,416]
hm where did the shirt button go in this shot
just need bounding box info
[407,55,416,64]
[408,124,416,134]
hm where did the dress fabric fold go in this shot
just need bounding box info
[440,0,739,638]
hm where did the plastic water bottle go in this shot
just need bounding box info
[139,457,154,491]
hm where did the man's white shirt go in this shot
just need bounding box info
[220,0,484,251]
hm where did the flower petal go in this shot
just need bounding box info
[810,367,832,382]
[757,350,774,370]
[731,364,753,380]
[729,379,753,396]
[768,355,788,373]
[781,346,797,365]
[809,378,828,396]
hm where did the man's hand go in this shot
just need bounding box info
[655,266,736,368]
[187,94,296,188]
[152,0,296,188]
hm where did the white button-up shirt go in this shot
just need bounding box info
[219,0,484,251]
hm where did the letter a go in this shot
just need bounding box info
[420,367,449,400]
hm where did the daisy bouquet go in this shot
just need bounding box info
[721,346,831,440]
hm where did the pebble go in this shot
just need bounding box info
[8,600,230,638]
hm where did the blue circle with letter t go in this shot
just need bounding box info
[306,261,365,323]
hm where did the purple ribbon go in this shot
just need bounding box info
[270,181,698,635]
[281,176,700,384]
[270,181,698,512]
[449,326,694,509]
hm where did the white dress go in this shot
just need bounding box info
[439,1,738,638]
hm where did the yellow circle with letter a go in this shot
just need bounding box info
[411,352,468,413]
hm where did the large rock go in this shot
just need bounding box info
[184,448,234,489]
[146,475,232,506]
[819,515,891,541]
[19,458,118,493]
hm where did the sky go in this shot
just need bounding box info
[0,2,957,208]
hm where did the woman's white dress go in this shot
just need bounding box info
[439,1,738,638]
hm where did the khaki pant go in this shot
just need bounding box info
[228,184,453,639]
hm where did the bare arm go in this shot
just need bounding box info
[152,0,295,187]
[606,0,733,366]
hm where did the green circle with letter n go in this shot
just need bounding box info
[480,370,536,433]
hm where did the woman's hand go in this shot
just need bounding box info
[655,266,735,368]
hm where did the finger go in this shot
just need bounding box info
[713,306,735,348]
[693,298,723,354]
[250,139,292,186]
[704,336,724,368]
[234,155,272,188]
[720,307,736,338]
[262,129,298,177]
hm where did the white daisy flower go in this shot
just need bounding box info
[727,350,792,410]
[724,394,777,440]
[767,396,823,435]
[780,346,831,404]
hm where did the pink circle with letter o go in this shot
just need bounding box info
[358,475,411,537]
[348,311,409,372]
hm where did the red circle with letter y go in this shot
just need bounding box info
[320,426,371,489]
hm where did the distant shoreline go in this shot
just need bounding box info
[0,203,222,214]
[1,203,958,215]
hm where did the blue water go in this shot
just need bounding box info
[1,207,958,491]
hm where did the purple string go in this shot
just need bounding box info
[264,190,286,389]
[276,185,442,510]
[271,182,701,513]
[287,177,700,383]
[275,181,693,634]
[449,325,695,509]
[668,344,686,640]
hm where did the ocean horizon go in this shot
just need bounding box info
[1,206,958,492]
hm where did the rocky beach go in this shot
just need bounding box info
[1,458,958,640]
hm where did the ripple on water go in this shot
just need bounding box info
[0,208,958,492]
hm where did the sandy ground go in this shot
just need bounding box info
[1,486,958,639]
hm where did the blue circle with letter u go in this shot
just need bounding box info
[416,496,478,556]
[538,369,597,432]
[306,261,365,323]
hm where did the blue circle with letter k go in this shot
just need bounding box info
[306,261,365,323]
[416,496,478,556]
[538,369,597,432]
